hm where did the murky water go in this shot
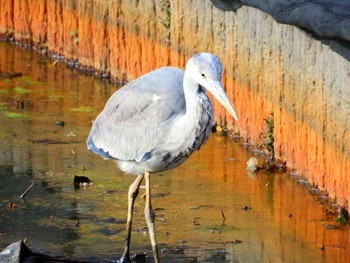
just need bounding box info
[0,42,349,263]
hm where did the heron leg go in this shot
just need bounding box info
[120,174,144,263]
[144,172,160,263]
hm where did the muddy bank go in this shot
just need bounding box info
[0,0,349,207]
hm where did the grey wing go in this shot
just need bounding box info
[87,67,185,162]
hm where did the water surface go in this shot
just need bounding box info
[0,42,349,262]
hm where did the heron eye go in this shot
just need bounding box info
[201,73,206,78]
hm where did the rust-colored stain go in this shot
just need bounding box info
[0,0,349,208]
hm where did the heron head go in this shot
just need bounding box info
[187,53,239,121]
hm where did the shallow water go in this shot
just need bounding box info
[0,42,349,263]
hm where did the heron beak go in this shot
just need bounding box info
[207,80,239,121]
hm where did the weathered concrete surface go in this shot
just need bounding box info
[0,0,349,207]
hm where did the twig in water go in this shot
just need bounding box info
[220,207,226,223]
[20,175,37,199]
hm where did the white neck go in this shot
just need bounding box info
[183,62,201,114]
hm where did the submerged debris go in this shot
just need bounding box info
[225,239,242,244]
[7,202,17,209]
[161,245,185,255]
[322,224,341,230]
[74,175,93,188]
[193,218,200,226]
[132,252,148,262]
[31,139,79,144]
[210,228,222,234]
[55,121,65,127]
[16,99,24,109]
[242,206,252,211]
[19,175,37,199]
[0,70,22,79]
[220,207,226,222]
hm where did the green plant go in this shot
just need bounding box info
[160,1,171,29]
[163,9,171,29]
[262,112,274,162]
[70,29,79,44]
[337,207,349,223]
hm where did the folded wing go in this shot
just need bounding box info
[87,67,185,162]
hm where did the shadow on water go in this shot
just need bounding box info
[0,42,349,262]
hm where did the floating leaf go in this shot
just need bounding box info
[2,111,29,119]
[19,76,32,82]
[13,87,31,94]
[19,75,44,85]
[30,80,44,85]
[71,106,94,113]
[1,79,12,84]
[49,94,64,101]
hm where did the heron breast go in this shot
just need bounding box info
[162,93,213,170]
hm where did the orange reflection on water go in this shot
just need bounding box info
[0,42,349,262]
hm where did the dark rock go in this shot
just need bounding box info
[211,0,242,11]
[0,240,94,262]
[211,0,350,61]
[74,175,92,189]
[0,240,32,263]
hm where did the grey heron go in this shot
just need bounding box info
[87,52,238,262]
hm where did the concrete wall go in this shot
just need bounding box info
[0,0,349,206]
